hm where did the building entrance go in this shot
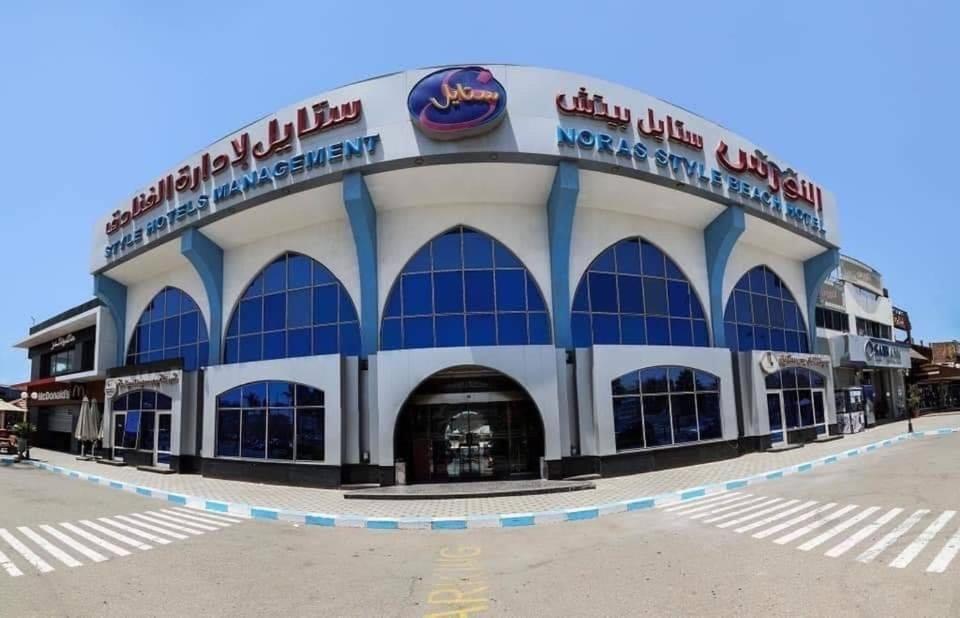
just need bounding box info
[394,366,544,484]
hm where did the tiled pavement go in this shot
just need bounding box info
[7,413,960,520]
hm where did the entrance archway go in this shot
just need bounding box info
[394,365,545,484]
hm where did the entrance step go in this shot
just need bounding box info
[96,458,127,467]
[766,443,804,453]
[344,479,595,500]
[564,473,602,481]
[814,434,844,443]
[341,483,381,490]
[136,465,176,475]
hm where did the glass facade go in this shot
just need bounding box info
[611,366,722,452]
[215,381,325,461]
[111,390,173,450]
[724,266,809,353]
[765,367,828,441]
[224,252,360,363]
[127,287,209,371]
[572,238,709,347]
[381,226,551,350]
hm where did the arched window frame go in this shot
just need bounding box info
[723,265,808,353]
[380,225,552,350]
[223,252,361,363]
[611,365,722,451]
[571,237,710,348]
[127,287,209,371]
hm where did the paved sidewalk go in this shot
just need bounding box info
[6,413,959,520]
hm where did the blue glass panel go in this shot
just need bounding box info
[737,324,754,350]
[462,230,493,268]
[241,409,266,458]
[526,278,546,311]
[781,368,798,389]
[765,371,782,389]
[642,394,671,446]
[384,287,401,318]
[242,382,267,407]
[464,271,495,312]
[640,367,669,393]
[267,408,294,460]
[572,282,589,312]
[734,291,752,323]
[735,274,750,292]
[768,299,784,327]
[764,268,779,298]
[693,320,709,347]
[494,243,522,268]
[112,395,128,412]
[181,311,199,344]
[466,314,496,346]
[798,334,810,353]
[126,391,141,410]
[405,246,431,273]
[783,391,800,429]
[613,371,640,395]
[643,278,668,315]
[435,315,466,347]
[295,384,324,406]
[754,326,771,350]
[749,267,766,294]
[340,323,360,355]
[751,294,769,325]
[667,281,691,318]
[572,313,592,347]
[239,334,261,362]
[263,257,286,293]
[296,408,325,460]
[224,338,239,363]
[641,242,665,277]
[795,368,811,388]
[242,274,263,299]
[381,319,401,351]
[498,313,527,345]
[783,302,799,329]
[217,387,242,408]
[149,322,163,351]
[287,328,311,357]
[618,275,643,313]
[811,368,827,388]
[695,370,720,391]
[265,382,294,407]
[614,240,641,274]
[432,231,462,270]
[433,272,464,314]
[770,328,786,351]
[313,285,338,325]
[691,295,705,320]
[313,264,334,285]
[784,331,800,353]
[181,345,198,371]
[620,315,645,344]
[141,391,156,410]
[314,325,338,355]
[403,317,434,348]
[670,318,693,346]
[592,247,615,272]
[287,289,311,329]
[163,288,181,318]
[263,293,285,331]
[697,393,722,439]
[496,270,526,311]
[528,313,551,344]
[669,367,696,392]
[402,274,432,316]
[672,394,698,443]
[163,317,179,349]
[239,299,262,335]
[288,254,312,289]
[647,316,670,345]
[665,258,684,280]
[613,396,643,451]
[226,317,238,338]
[592,314,620,345]
[588,272,617,313]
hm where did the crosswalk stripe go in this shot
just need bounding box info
[16,527,81,568]
[59,523,130,557]
[159,509,230,528]
[926,527,960,573]
[670,494,754,516]
[735,501,819,534]
[774,505,859,545]
[796,507,881,551]
[173,507,247,523]
[690,496,770,521]
[856,509,930,563]
[753,503,838,539]
[889,511,956,569]
[80,520,153,551]
[663,492,742,512]
[825,508,903,558]
[98,517,172,545]
[0,548,24,577]
[0,529,54,573]
[146,511,219,531]
[717,500,802,529]
[114,515,188,540]
[700,498,781,523]
[689,496,768,520]
[38,525,107,563]
[128,513,204,535]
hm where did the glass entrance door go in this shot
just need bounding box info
[767,392,786,446]
[155,413,172,467]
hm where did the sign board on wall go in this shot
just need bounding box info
[839,335,911,369]
[28,383,85,404]
[892,307,911,332]
[931,341,959,365]
[840,259,883,294]
[105,370,180,398]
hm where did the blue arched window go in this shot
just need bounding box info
[611,366,722,451]
[572,238,709,347]
[127,287,209,371]
[380,226,551,350]
[723,265,808,353]
[215,381,325,461]
[224,252,360,363]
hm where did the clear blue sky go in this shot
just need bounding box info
[1,1,957,384]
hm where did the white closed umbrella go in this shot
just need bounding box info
[74,396,99,458]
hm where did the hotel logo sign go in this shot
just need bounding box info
[407,66,507,141]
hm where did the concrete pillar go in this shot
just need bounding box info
[703,207,745,347]
[180,228,224,366]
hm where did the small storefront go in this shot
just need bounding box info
[25,381,105,453]
[828,335,910,426]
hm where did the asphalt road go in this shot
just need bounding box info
[2,434,959,617]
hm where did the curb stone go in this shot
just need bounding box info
[4,428,957,532]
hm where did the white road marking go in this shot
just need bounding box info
[796,507,881,551]
[734,501,819,534]
[701,498,784,524]
[824,508,903,558]
[59,523,131,557]
[127,513,204,535]
[160,509,230,528]
[671,494,755,516]
[98,517,172,545]
[689,496,769,520]
[0,548,24,577]
[38,525,107,563]
[889,511,956,569]
[926,527,960,573]
[173,507,246,523]
[146,511,218,531]
[16,526,82,567]
[753,503,839,539]
[717,500,801,529]
[774,505,859,545]
[856,509,930,564]
[0,529,55,574]
[663,492,742,512]
[80,520,153,550]
[113,515,188,540]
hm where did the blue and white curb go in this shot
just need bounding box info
[5,427,957,531]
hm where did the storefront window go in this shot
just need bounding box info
[380,226,551,350]
[571,238,709,347]
[765,368,827,430]
[112,390,172,449]
[127,287,209,371]
[215,381,324,461]
[611,366,721,451]
[224,253,360,362]
[724,266,808,353]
